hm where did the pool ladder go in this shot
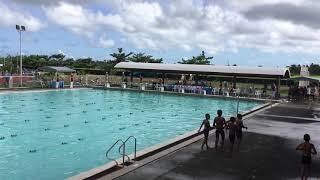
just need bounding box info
[105,136,137,167]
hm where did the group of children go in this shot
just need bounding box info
[198,110,318,180]
[198,110,247,152]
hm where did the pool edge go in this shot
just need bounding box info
[0,87,89,94]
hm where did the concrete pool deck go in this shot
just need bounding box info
[112,102,320,180]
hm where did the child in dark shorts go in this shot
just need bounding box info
[227,117,237,152]
[198,114,211,150]
[213,110,226,151]
[296,134,317,180]
[235,114,247,151]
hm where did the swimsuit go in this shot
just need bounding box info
[216,129,225,140]
[229,132,235,143]
[203,129,209,139]
[302,154,311,164]
[229,123,236,143]
[301,143,313,165]
[236,130,242,139]
[203,120,210,139]
[214,117,225,140]
[236,120,244,139]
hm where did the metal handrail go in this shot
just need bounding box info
[106,139,125,166]
[118,135,137,160]
[236,95,240,115]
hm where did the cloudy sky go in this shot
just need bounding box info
[0,0,320,67]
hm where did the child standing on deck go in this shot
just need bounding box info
[235,114,248,151]
[296,134,317,180]
[198,114,211,150]
[226,117,237,153]
[213,110,226,151]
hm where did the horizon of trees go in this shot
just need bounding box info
[0,48,319,75]
[288,63,320,76]
[178,51,213,65]
[0,48,213,73]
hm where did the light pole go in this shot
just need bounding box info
[16,25,26,87]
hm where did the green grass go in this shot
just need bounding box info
[291,75,320,78]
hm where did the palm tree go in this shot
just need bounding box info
[109,48,133,65]
[178,51,213,64]
[128,53,163,63]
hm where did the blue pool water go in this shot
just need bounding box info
[0,89,262,180]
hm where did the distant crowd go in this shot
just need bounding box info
[288,84,319,102]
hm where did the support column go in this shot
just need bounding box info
[85,74,88,86]
[232,75,237,89]
[195,74,199,85]
[130,71,133,87]
[122,71,125,82]
[277,76,281,98]
[162,73,165,85]
[105,72,110,88]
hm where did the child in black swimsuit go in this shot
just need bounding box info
[227,117,237,153]
[235,114,247,151]
[198,114,211,150]
[213,110,226,151]
[296,134,317,180]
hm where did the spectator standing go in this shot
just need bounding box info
[70,74,74,88]
[271,83,276,99]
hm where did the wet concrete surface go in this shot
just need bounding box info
[254,114,320,124]
[263,102,320,119]
[116,102,320,180]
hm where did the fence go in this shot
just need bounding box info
[0,74,289,98]
[0,75,34,88]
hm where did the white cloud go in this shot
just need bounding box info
[58,49,65,55]
[0,2,44,31]
[98,35,115,48]
[228,0,306,11]
[40,0,320,55]
[118,0,320,54]
[106,1,263,53]
[43,2,124,37]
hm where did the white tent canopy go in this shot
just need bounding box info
[115,62,290,78]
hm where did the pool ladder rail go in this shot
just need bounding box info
[105,136,137,167]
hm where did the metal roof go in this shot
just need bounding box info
[38,66,76,73]
[115,62,291,78]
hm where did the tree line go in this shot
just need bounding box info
[289,64,320,76]
[1,47,319,75]
[0,48,213,74]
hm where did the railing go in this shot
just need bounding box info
[105,139,125,166]
[105,136,137,167]
[118,136,137,161]
[236,96,240,115]
[108,82,274,99]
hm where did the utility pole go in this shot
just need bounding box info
[16,25,26,87]
[16,53,19,74]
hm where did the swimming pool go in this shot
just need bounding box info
[0,89,262,180]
